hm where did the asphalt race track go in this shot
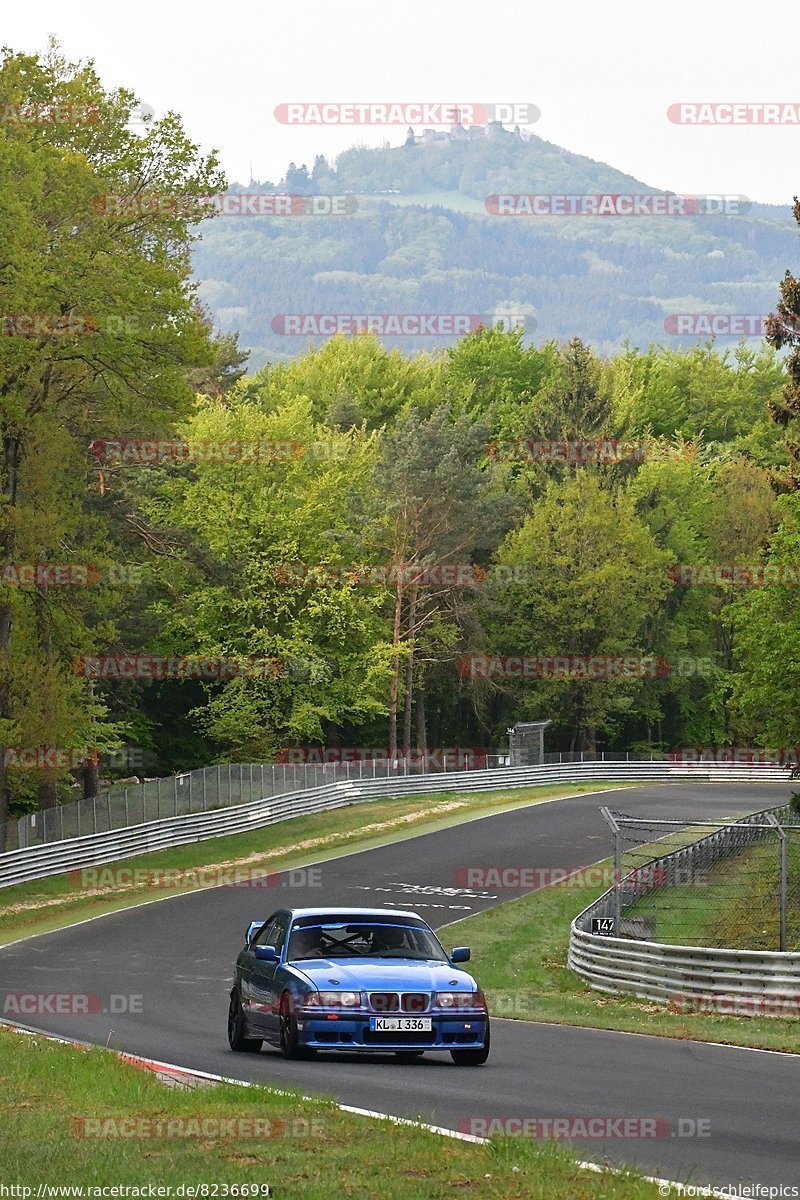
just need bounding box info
[2,782,799,1189]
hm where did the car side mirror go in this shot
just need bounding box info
[450,947,471,963]
[254,945,279,962]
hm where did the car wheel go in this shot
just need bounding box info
[279,993,315,1060]
[394,1051,424,1061]
[228,988,262,1053]
[450,1023,490,1066]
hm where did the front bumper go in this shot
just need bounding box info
[295,1013,488,1051]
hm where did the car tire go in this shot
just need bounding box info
[450,1022,490,1066]
[279,993,316,1060]
[394,1051,424,1061]
[228,988,262,1053]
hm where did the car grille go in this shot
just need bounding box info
[368,992,430,1013]
[401,992,429,1013]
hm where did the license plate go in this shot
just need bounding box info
[369,1017,432,1032]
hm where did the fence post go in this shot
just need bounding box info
[767,814,788,951]
[600,806,622,933]
[202,770,208,811]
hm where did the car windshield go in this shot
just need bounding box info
[286,920,448,962]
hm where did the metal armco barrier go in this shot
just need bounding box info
[0,759,792,891]
[569,799,800,1012]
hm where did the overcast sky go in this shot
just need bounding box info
[4,0,798,205]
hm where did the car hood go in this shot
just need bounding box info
[289,958,477,992]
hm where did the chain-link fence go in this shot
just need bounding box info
[3,752,511,853]
[601,803,800,951]
[1,748,672,854]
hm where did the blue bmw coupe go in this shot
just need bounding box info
[228,906,490,1065]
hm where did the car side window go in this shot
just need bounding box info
[252,915,279,947]
[271,916,290,954]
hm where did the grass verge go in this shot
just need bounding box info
[447,860,800,1053]
[0,782,633,947]
[0,1025,664,1198]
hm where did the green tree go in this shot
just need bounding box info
[481,471,672,751]
[376,406,510,755]
[0,43,221,838]
[764,197,800,489]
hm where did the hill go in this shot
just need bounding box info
[191,130,796,367]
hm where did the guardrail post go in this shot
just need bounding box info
[766,813,788,951]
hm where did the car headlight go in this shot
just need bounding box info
[435,990,486,1010]
[302,990,362,1008]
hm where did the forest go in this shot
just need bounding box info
[2,45,800,835]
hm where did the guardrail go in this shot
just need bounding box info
[568,800,800,1012]
[7,750,666,852]
[0,759,793,892]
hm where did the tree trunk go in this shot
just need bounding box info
[401,583,419,757]
[38,777,59,809]
[388,581,404,759]
[81,758,101,800]
[415,677,427,757]
[0,435,22,849]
